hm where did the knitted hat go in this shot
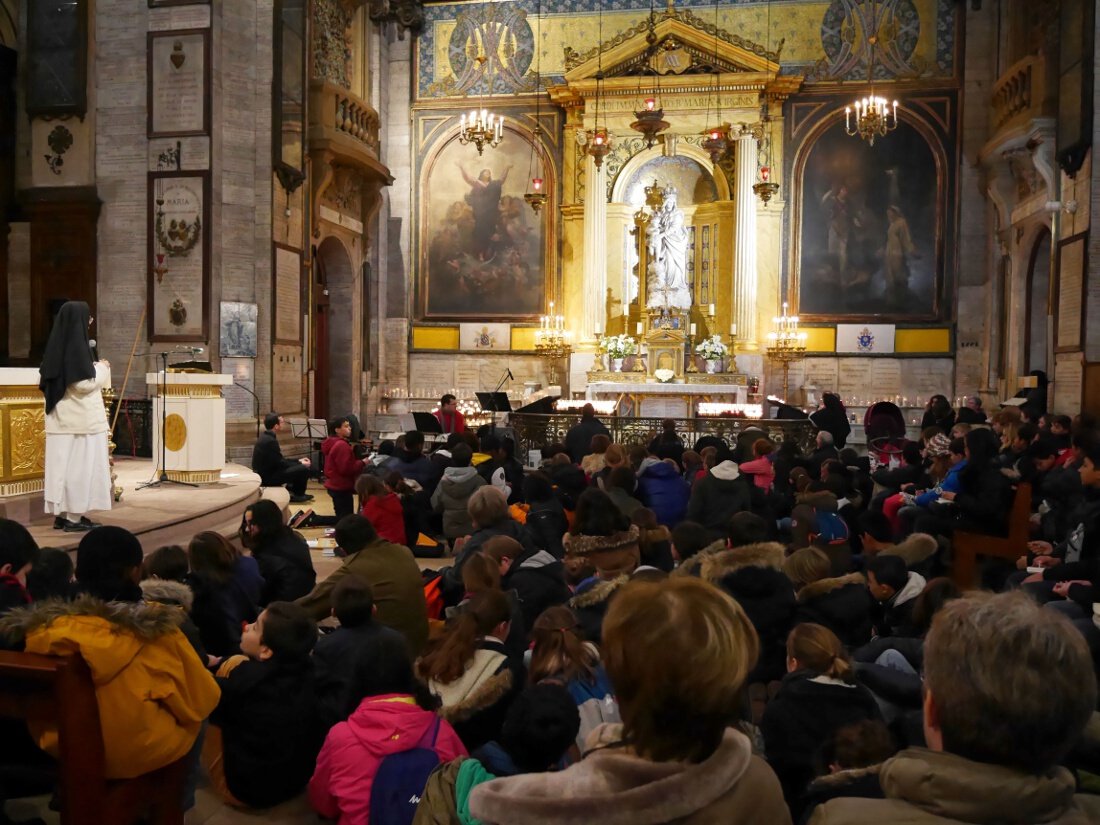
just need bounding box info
[924,433,952,458]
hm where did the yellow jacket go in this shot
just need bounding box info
[1,597,220,779]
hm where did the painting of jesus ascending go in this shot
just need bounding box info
[421,133,546,318]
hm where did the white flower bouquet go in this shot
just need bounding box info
[695,335,728,361]
[602,334,637,358]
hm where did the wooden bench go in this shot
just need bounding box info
[0,651,189,825]
[951,482,1031,588]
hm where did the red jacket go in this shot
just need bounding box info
[309,694,466,824]
[362,493,407,546]
[434,408,466,434]
[322,437,365,493]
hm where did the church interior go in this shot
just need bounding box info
[0,0,1095,432]
[2,0,1100,823]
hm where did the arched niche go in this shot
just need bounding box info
[1024,227,1051,375]
[316,235,358,420]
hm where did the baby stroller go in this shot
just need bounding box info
[865,401,908,467]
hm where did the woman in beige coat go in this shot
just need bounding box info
[469,576,791,825]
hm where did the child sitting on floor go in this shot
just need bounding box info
[310,630,467,824]
[204,601,321,809]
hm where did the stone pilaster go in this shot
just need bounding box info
[733,135,759,350]
[581,153,607,342]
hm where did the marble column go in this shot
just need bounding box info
[581,152,607,341]
[733,135,759,351]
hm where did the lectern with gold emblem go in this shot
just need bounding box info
[146,373,232,483]
[0,369,46,499]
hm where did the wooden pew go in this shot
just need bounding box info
[951,482,1032,588]
[0,651,189,825]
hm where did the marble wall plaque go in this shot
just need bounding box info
[1056,235,1085,351]
[149,4,211,27]
[148,171,209,341]
[274,245,301,344]
[1053,353,1084,414]
[222,357,257,421]
[837,360,876,400]
[148,30,210,137]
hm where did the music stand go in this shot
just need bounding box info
[476,392,512,414]
[411,412,444,434]
[287,417,327,472]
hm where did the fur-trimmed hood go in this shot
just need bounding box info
[563,526,640,557]
[672,538,728,577]
[569,575,629,610]
[878,533,938,566]
[798,572,867,603]
[139,578,194,612]
[0,595,185,646]
[699,542,786,582]
[806,763,882,792]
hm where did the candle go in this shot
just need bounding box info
[645,97,656,111]
[689,323,697,336]
[708,303,715,316]
[636,322,643,335]
[730,323,737,336]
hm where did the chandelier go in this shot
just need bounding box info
[458,55,504,155]
[587,1,612,168]
[523,0,548,214]
[629,8,668,149]
[845,96,897,145]
[843,0,899,146]
[701,2,727,164]
[764,302,807,398]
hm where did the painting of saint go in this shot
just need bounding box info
[421,133,546,317]
[796,119,941,319]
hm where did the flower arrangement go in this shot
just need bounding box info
[694,335,728,361]
[602,334,637,358]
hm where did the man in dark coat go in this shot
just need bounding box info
[251,413,312,502]
[483,535,571,631]
[386,430,441,495]
[564,404,611,464]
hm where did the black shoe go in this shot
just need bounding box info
[53,516,67,530]
[289,493,314,503]
[79,517,101,528]
[62,519,94,533]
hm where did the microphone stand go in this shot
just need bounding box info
[136,351,198,490]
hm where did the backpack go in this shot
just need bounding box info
[811,510,849,545]
[369,717,442,825]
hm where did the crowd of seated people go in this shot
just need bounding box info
[0,393,1099,824]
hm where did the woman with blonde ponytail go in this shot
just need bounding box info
[417,589,525,750]
[761,623,881,817]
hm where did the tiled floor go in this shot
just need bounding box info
[6,480,452,824]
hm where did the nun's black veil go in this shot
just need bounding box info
[39,301,95,414]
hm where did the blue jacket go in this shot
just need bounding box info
[636,458,690,526]
[915,459,967,507]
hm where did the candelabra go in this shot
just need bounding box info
[535,304,572,386]
[764,302,807,399]
[845,96,898,146]
[102,387,123,502]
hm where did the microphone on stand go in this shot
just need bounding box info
[89,338,100,361]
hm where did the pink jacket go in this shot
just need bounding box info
[309,695,467,824]
[738,457,775,492]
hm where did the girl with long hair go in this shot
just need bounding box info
[761,623,881,812]
[417,589,525,751]
[240,499,316,604]
[528,606,620,755]
[186,530,262,656]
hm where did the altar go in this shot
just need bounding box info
[586,379,749,418]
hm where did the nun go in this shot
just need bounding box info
[38,301,112,532]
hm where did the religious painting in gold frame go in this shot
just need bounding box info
[788,93,956,323]
[416,119,557,320]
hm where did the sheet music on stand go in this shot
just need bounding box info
[286,418,327,440]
